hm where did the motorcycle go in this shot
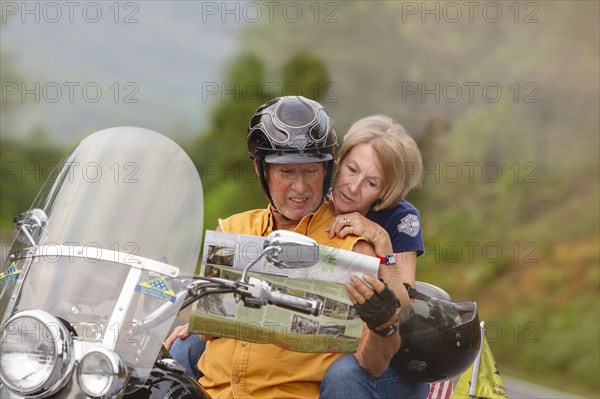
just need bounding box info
[0,127,324,399]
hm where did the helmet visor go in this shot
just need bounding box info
[264,151,333,165]
[399,298,478,336]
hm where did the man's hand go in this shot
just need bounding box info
[164,323,190,350]
[345,274,400,335]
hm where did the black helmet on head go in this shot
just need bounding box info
[391,282,481,383]
[247,96,337,205]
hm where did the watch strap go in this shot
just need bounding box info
[378,254,396,265]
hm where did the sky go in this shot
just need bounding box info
[1,1,243,145]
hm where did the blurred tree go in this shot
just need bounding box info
[0,136,62,231]
[410,117,451,211]
[417,118,451,170]
[188,53,269,230]
[281,51,330,102]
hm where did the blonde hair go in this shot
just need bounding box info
[338,115,423,211]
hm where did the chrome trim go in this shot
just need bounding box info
[133,291,186,331]
[76,348,127,398]
[0,310,75,398]
[7,246,37,261]
[14,209,48,246]
[1,256,33,324]
[102,268,142,350]
[156,358,187,374]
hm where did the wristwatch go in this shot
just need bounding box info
[377,254,396,265]
[374,319,400,337]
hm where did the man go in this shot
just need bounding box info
[192,96,402,398]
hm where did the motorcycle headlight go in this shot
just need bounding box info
[0,310,75,398]
[76,348,127,398]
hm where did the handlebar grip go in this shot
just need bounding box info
[265,290,322,316]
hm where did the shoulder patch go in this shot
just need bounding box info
[397,214,420,237]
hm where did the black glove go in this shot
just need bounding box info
[353,282,400,337]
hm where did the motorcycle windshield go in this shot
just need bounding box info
[0,127,203,386]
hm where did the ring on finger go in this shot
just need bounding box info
[344,217,350,226]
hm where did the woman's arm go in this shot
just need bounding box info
[328,212,417,289]
[327,212,393,256]
[349,240,404,377]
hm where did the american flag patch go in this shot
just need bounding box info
[428,379,453,399]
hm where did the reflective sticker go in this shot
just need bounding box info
[135,276,176,302]
[397,214,420,237]
[406,359,427,372]
[0,263,20,284]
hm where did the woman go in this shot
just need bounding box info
[320,114,427,398]
[167,115,427,398]
[329,114,423,286]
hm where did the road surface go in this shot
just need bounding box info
[504,375,585,399]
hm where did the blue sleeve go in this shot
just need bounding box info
[366,200,425,256]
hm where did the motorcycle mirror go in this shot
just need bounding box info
[13,208,48,246]
[264,230,319,269]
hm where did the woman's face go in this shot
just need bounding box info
[332,143,385,215]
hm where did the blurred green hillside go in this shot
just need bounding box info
[412,101,599,396]
[236,3,600,395]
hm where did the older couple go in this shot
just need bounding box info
[166,96,428,399]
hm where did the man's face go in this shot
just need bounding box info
[260,161,326,224]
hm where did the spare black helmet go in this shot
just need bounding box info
[391,282,481,383]
[413,281,452,302]
[247,96,337,205]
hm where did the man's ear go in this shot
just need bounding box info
[253,159,260,176]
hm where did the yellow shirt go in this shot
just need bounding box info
[198,201,363,398]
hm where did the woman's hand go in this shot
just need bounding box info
[164,324,216,351]
[326,212,393,256]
